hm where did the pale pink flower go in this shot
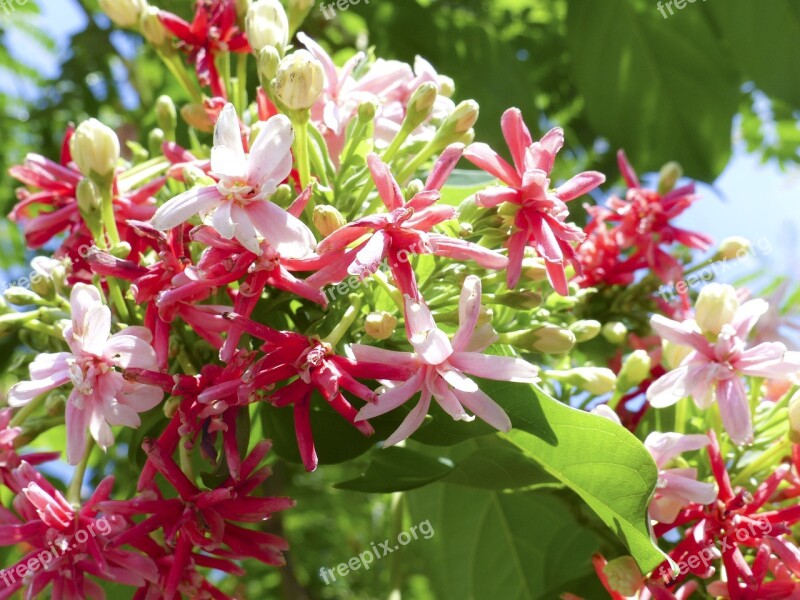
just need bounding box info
[647,288,800,445]
[151,103,316,258]
[644,432,716,524]
[354,276,539,445]
[8,284,163,464]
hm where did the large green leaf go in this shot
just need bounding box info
[488,380,665,573]
[406,484,608,600]
[566,0,739,180]
[335,447,454,492]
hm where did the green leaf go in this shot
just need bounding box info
[566,0,739,180]
[489,380,665,573]
[407,484,608,600]
[439,168,497,206]
[335,447,454,492]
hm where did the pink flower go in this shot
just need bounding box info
[464,108,605,293]
[151,103,316,258]
[8,284,163,464]
[310,148,507,299]
[354,275,539,445]
[647,285,800,445]
[644,432,716,524]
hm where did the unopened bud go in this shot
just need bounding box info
[45,393,66,416]
[662,340,692,370]
[502,324,576,354]
[110,242,132,259]
[569,320,601,343]
[258,46,281,86]
[617,350,652,391]
[438,75,455,97]
[183,165,215,188]
[458,222,473,238]
[272,50,324,111]
[71,118,120,178]
[4,287,41,306]
[141,6,167,46]
[148,128,165,157]
[695,283,739,336]
[76,177,103,237]
[603,556,644,597]
[657,161,682,195]
[358,100,377,122]
[405,179,424,201]
[180,103,215,132]
[164,396,182,419]
[549,367,617,395]
[287,0,314,34]
[431,100,479,149]
[717,236,751,261]
[155,95,177,140]
[521,257,547,281]
[602,321,628,345]
[404,82,438,130]
[246,0,289,53]
[493,291,542,310]
[30,257,64,299]
[364,311,398,340]
[312,205,346,237]
[0,311,33,336]
[99,0,146,28]
[270,184,295,208]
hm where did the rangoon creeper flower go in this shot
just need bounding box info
[354,276,539,446]
[151,103,316,258]
[464,108,606,294]
[272,50,325,111]
[647,284,800,445]
[7,284,163,464]
[644,432,716,524]
[70,118,120,178]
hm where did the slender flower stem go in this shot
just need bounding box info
[732,436,792,486]
[396,138,439,184]
[98,181,120,247]
[294,118,312,190]
[158,50,203,104]
[67,438,95,505]
[9,393,47,428]
[323,295,362,346]
[236,53,248,115]
[179,436,195,481]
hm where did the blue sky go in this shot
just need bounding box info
[2,0,799,287]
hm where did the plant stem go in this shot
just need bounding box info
[158,50,203,104]
[9,393,47,428]
[67,438,95,505]
[732,436,792,486]
[294,118,312,190]
[323,296,362,346]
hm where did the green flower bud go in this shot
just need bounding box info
[357,100,377,122]
[287,0,314,34]
[71,118,120,178]
[180,103,215,133]
[438,75,455,98]
[695,283,739,336]
[405,179,424,201]
[258,46,281,87]
[76,177,103,237]
[662,339,692,370]
[246,0,289,53]
[364,311,398,340]
[521,257,548,282]
[717,236,751,261]
[569,319,602,343]
[549,367,617,395]
[602,321,628,345]
[312,205,346,237]
[603,556,644,597]
[4,287,41,306]
[30,257,64,300]
[0,311,35,336]
[141,6,167,46]
[164,396,182,419]
[501,324,576,354]
[155,95,177,139]
[45,393,67,417]
[493,291,542,310]
[99,0,147,28]
[657,161,682,195]
[404,82,438,130]
[431,100,479,149]
[148,128,165,158]
[272,50,325,111]
[617,350,652,391]
[182,166,216,188]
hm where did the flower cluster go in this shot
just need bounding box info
[1,0,799,598]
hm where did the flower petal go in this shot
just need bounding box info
[449,352,539,383]
[247,114,294,188]
[716,377,753,445]
[382,388,432,447]
[246,200,317,259]
[451,275,482,352]
[452,387,511,432]
[151,186,221,231]
[210,103,246,179]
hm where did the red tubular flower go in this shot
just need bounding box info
[159,0,251,98]
[99,440,292,600]
[463,108,605,293]
[226,312,416,471]
[310,146,507,300]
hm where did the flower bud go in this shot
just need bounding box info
[164,396,182,419]
[695,283,739,336]
[0,311,33,336]
[501,325,576,354]
[70,118,120,178]
[493,291,542,310]
[438,75,455,97]
[549,367,617,395]
[76,177,103,237]
[287,0,314,33]
[141,5,167,46]
[99,0,147,28]
[364,311,398,340]
[617,350,652,391]
[183,166,216,188]
[180,103,215,132]
[357,100,377,122]
[110,242,132,259]
[4,287,41,307]
[521,257,548,281]
[403,82,438,130]
[312,205,346,237]
[789,391,800,443]
[258,46,281,86]
[148,128,165,157]
[45,393,67,417]
[657,161,682,195]
[405,179,425,201]
[430,100,479,149]
[272,50,324,111]
[717,236,751,261]
[603,556,644,597]
[30,257,63,300]
[662,340,692,370]
[155,95,177,140]
[458,222,473,238]
[602,321,628,345]
[569,320,602,343]
[246,0,289,54]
